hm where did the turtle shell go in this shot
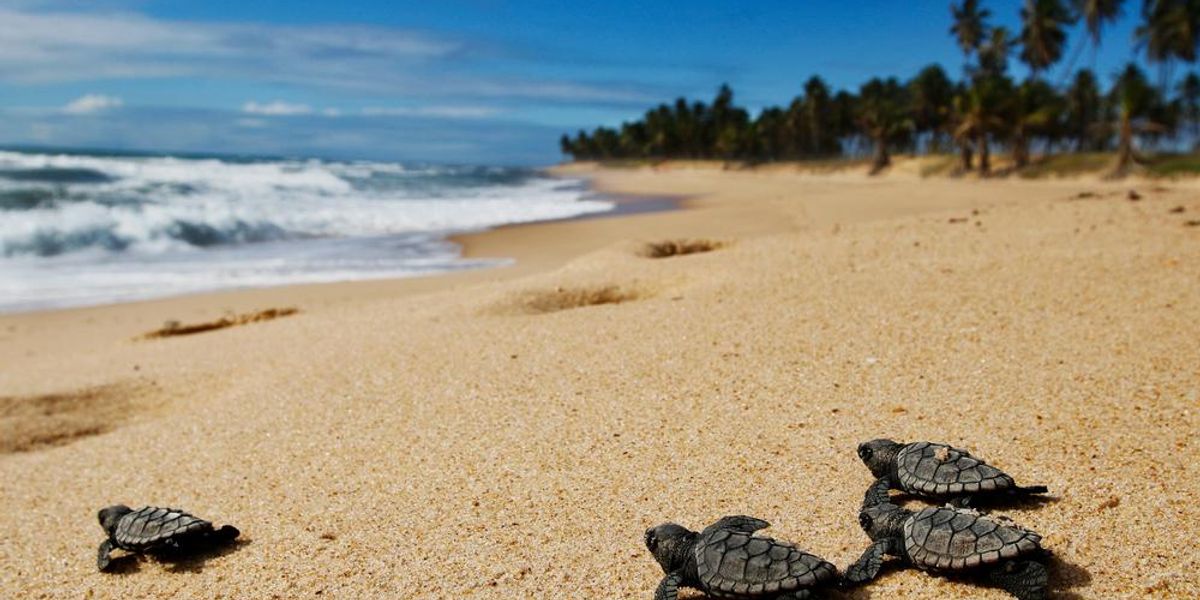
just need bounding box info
[895,441,1015,496]
[113,507,213,550]
[903,507,1042,571]
[695,527,836,597]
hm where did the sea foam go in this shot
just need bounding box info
[0,150,611,312]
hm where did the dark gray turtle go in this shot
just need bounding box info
[96,505,240,571]
[644,515,837,600]
[858,439,1048,505]
[845,480,1048,599]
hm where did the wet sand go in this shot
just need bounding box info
[1,162,1198,598]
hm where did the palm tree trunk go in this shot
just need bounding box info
[976,131,990,175]
[1115,112,1135,173]
[1013,130,1029,169]
[958,140,973,170]
[870,136,890,175]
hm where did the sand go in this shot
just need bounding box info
[2,162,1199,598]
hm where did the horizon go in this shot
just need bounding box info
[0,1,1176,165]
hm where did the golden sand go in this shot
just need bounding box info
[1,163,1198,598]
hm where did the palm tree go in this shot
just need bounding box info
[951,82,976,169]
[1178,71,1200,141]
[1137,0,1200,88]
[784,96,807,158]
[831,90,861,155]
[909,64,956,152]
[709,85,750,159]
[857,78,912,174]
[802,76,838,156]
[1058,0,1126,79]
[619,121,649,157]
[1074,0,1127,48]
[955,74,1014,174]
[1109,63,1164,171]
[750,107,787,161]
[1019,0,1076,76]
[1011,79,1065,167]
[645,104,677,157]
[1065,69,1108,150]
[978,26,1016,77]
[951,0,993,72]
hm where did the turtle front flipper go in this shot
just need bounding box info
[987,560,1048,600]
[97,539,116,572]
[654,572,683,600]
[844,539,891,585]
[863,476,893,510]
[707,515,769,534]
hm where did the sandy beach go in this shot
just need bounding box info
[2,163,1199,598]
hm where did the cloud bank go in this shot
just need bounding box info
[0,7,652,104]
[63,94,123,114]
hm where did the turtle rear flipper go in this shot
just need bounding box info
[155,524,240,557]
[1014,485,1049,495]
[952,484,1051,508]
[988,560,1048,600]
[213,524,239,542]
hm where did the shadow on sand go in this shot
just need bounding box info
[831,549,1091,600]
[1046,552,1093,599]
[889,491,1060,511]
[102,537,249,575]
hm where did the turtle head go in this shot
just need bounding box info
[98,505,133,535]
[645,522,696,574]
[857,439,901,478]
[858,503,906,541]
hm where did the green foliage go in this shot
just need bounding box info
[978,27,1015,77]
[1072,0,1126,46]
[1016,152,1115,176]
[558,0,1199,176]
[951,0,992,56]
[1146,152,1200,174]
[1137,0,1199,65]
[1065,70,1108,150]
[1019,0,1076,74]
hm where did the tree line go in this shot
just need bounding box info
[560,0,1200,174]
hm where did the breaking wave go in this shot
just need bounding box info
[0,149,611,311]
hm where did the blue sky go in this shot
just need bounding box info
[0,1,1159,164]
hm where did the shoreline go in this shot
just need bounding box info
[0,174,680,317]
[2,163,1187,368]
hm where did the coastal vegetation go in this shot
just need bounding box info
[560,1,1200,176]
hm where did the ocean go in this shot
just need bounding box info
[0,149,612,313]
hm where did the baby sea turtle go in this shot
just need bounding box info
[858,439,1048,505]
[845,479,1048,599]
[96,505,240,571]
[644,515,837,599]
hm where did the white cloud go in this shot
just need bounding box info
[242,101,312,116]
[360,105,501,119]
[0,7,653,105]
[321,108,342,117]
[63,93,123,114]
[0,8,458,86]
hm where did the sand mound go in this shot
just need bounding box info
[140,307,298,339]
[507,284,646,314]
[0,382,157,453]
[639,238,726,258]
